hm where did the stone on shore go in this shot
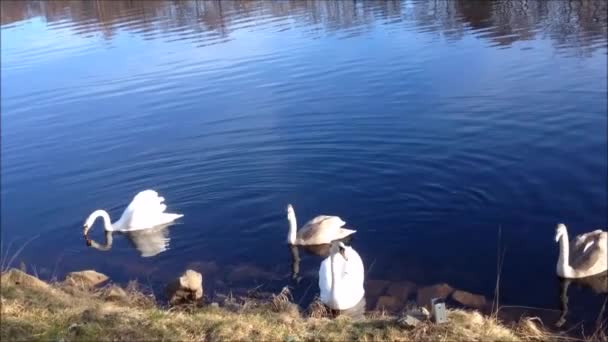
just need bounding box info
[64,270,109,289]
[1,269,50,291]
[166,269,203,305]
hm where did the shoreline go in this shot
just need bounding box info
[3,268,603,341]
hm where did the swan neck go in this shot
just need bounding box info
[288,211,297,244]
[558,230,572,276]
[330,251,339,308]
[99,210,114,231]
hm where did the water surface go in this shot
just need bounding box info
[1,0,607,330]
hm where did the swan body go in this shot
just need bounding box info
[83,190,183,240]
[318,241,365,311]
[286,204,356,245]
[555,223,607,279]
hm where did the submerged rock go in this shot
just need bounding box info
[375,295,403,312]
[365,279,390,297]
[166,269,203,305]
[227,264,279,282]
[451,290,487,310]
[185,261,219,276]
[417,283,454,310]
[386,281,417,302]
[64,270,109,289]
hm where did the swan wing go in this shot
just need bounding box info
[298,216,346,244]
[570,238,607,271]
[120,190,178,230]
[572,230,607,254]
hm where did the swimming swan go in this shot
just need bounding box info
[318,241,365,311]
[286,204,356,245]
[555,223,607,278]
[83,190,183,243]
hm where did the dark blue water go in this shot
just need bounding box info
[1,0,607,330]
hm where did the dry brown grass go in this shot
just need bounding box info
[0,268,599,342]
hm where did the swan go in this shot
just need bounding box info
[286,204,356,245]
[83,190,183,243]
[555,223,607,279]
[318,241,365,311]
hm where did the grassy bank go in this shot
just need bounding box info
[0,269,601,341]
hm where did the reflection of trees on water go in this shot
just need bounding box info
[1,0,606,53]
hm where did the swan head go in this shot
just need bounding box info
[555,223,567,243]
[330,241,348,261]
[83,210,107,245]
[286,204,295,220]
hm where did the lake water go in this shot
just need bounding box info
[1,0,607,331]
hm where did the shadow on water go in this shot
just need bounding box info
[556,272,608,329]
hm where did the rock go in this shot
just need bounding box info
[374,295,403,313]
[451,290,487,310]
[101,286,127,301]
[417,283,454,310]
[398,314,422,328]
[365,279,390,297]
[185,261,219,275]
[227,264,278,282]
[65,270,109,289]
[1,269,50,291]
[180,270,203,297]
[210,302,220,308]
[166,269,203,305]
[497,306,562,327]
[386,281,417,302]
[405,304,430,319]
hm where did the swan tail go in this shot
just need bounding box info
[338,228,356,238]
[160,213,183,224]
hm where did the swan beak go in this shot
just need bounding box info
[83,224,91,246]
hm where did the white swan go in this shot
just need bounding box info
[318,241,365,311]
[286,204,356,245]
[555,223,607,278]
[83,190,183,241]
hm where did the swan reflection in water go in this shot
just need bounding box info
[556,272,608,328]
[85,223,173,257]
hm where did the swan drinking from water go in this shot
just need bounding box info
[286,204,356,245]
[555,223,607,279]
[318,241,365,311]
[83,190,183,244]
